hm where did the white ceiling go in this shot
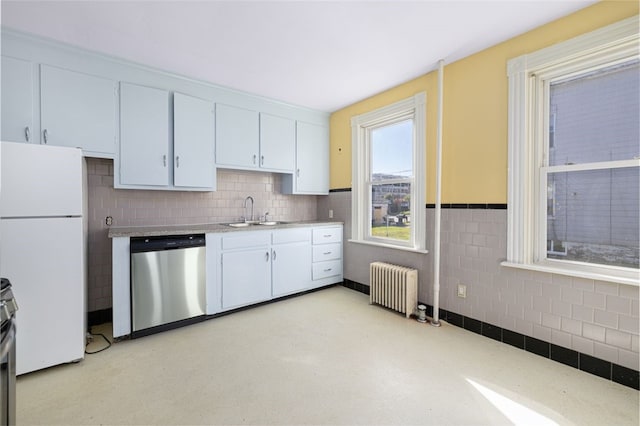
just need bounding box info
[1,0,598,112]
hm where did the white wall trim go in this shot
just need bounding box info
[506,15,639,286]
[351,92,427,251]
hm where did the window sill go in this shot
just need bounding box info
[501,260,639,287]
[348,239,429,254]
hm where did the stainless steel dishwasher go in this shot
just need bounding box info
[130,234,206,337]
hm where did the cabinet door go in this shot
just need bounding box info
[221,249,271,309]
[119,82,170,186]
[40,65,116,156]
[1,56,33,143]
[259,113,295,172]
[272,242,312,297]
[174,92,215,189]
[215,104,259,168]
[295,121,329,194]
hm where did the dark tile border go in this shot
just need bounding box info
[343,279,370,295]
[339,282,639,390]
[426,203,508,209]
[325,190,509,211]
[87,308,113,327]
[430,304,638,390]
[551,344,579,369]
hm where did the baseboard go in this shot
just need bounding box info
[87,308,113,327]
[341,281,639,390]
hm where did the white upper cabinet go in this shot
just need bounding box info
[282,121,330,195]
[119,82,170,187]
[215,104,259,169]
[1,56,34,143]
[216,105,296,173]
[2,31,330,194]
[259,113,295,172]
[173,92,215,189]
[118,85,216,190]
[40,65,117,157]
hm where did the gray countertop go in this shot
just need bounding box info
[108,220,344,238]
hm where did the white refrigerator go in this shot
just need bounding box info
[0,141,86,375]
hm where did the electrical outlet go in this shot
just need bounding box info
[329,209,334,219]
[457,284,467,298]
[105,216,113,226]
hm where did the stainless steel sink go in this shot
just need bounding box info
[226,222,250,228]
[224,221,286,228]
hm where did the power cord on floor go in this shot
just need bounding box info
[85,327,112,355]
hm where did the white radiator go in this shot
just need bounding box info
[369,262,418,318]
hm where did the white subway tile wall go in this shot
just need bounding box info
[322,191,640,371]
[87,158,318,312]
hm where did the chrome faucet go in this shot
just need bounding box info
[243,196,254,222]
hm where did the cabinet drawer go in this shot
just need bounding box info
[312,243,341,262]
[312,227,342,244]
[272,228,310,245]
[222,231,270,250]
[312,260,342,280]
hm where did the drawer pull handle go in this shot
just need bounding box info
[323,234,331,238]
[323,251,332,255]
[324,268,332,272]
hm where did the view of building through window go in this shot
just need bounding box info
[369,119,413,242]
[546,60,639,268]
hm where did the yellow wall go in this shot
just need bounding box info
[329,1,639,203]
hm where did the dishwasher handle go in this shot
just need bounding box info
[130,234,206,253]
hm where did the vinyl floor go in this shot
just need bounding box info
[17,286,639,425]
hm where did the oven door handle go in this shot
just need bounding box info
[0,318,16,360]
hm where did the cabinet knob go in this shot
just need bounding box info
[176,156,180,168]
[265,251,269,262]
[296,169,300,177]
[261,155,264,166]
[24,126,31,142]
[43,129,49,144]
[163,155,167,167]
[273,250,277,261]
[253,154,257,165]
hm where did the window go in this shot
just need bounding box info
[351,93,426,252]
[505,16,639,285]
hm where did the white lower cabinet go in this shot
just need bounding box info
[207,224,341,315]
[311,226,343,287]
[272,228,312,297]
[222,248,271,309]
[219,231,271,310]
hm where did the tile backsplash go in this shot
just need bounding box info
[87,158,318,311]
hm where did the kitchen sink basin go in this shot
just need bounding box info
[224,221,286,228]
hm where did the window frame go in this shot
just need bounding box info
[504,16,639,286]
[350,93,427,253]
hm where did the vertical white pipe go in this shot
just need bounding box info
[431,59,444,327]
